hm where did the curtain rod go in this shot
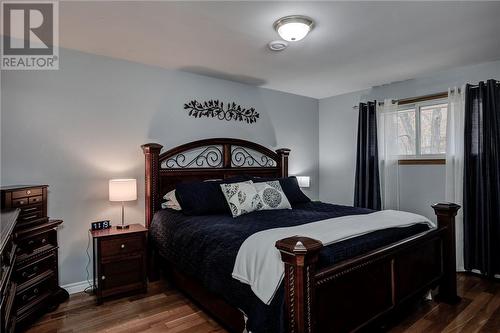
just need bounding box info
[352,81,499,110]
[352,89,454,110]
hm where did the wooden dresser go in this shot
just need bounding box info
[1,185,68,331]
[1,209,20,333]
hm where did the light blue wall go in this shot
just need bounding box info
[319,60,500,220]
[1,48,319,285]
[3,46,499,286]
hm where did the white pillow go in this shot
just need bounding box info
[161,190,182,210]
[220,181,263,217]
[253,181,292,211]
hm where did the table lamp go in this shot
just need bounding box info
[109,179,137,229]
[296,176,310,188]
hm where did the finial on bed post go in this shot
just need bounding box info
[432,202,461,304]
[276,148,291,177]
[141,143,163,229]
[276,236,323,333]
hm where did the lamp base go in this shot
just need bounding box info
[116,224,130,229]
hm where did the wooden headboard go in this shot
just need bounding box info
[141,138,290,227]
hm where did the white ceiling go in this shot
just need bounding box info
[57,1,500,99]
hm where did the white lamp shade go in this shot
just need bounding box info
[296,176,310,188]
[109,179,137,202]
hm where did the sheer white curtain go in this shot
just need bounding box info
[377,99,400,210]
[446,87,465,271]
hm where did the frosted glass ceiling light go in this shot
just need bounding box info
[274,15,314,42]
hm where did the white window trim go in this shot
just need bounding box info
[397,98,448,160]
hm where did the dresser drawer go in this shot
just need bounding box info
[12,198,29,207]
[16,276,54,308]
[19,205,42,216]
[28,196,43,205]
[1,281,16,333]
[11,188,42,199]
[18,211,44,224]
[100,235,144,259]
[17,229,56,257]
[16,254,55,285]
[1,234,16,267]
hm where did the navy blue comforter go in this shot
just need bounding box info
[149,202,429,333]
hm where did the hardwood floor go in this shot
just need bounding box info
[25,273,499,333]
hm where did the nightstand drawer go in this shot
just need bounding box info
[100,235,144,258]
[100,256,144,293]
[12,188,42,199]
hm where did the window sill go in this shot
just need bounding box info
[398,159,446,165]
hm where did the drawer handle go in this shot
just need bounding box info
[41,238,47,244]
[33,288,39,294]
[22,269,36,279]
[28,240,35,246]
[19,200,26,205]
[101,275,106,280]
[22,295,28,301]
[26,190,31,195]
[121,244,125,249]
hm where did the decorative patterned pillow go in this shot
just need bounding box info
[253,181,292,211]
[252,176,311,205]
[220,181,263,217]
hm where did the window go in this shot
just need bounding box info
[396,100,447,159]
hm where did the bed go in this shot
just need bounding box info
[142,138,460,333]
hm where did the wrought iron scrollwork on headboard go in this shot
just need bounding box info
[142,139,290,228]
[231,146,277,167]
[161,145,223,169]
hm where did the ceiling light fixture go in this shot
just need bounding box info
[273,15,314,42]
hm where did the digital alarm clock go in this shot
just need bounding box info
[91,220,111,231]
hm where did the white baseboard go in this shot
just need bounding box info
[61,280,91,294]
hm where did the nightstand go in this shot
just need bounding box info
[90,224,147,304]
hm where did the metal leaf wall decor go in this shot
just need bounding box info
[184,100,259,124]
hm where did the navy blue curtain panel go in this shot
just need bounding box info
[354,101,381,210]
[464,80,500,278]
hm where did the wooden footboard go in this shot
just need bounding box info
[276,203,461,333]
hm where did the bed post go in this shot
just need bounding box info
[276,148,291,177]
[432,202,461,304]
[141,143,163,228]
[142,143,163,281]
[276,236,323,333]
